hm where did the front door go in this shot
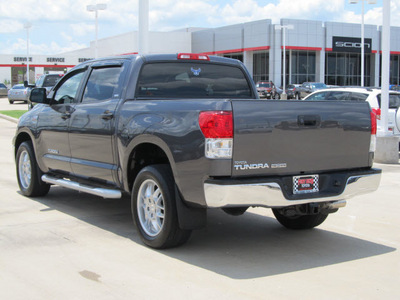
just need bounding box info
[68,64,125,183]
[36,69,86,174]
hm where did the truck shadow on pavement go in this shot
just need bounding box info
[30,186,396,280]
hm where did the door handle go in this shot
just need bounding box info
[61,112,71,120]
[101,111,114,120]
[298,115,321,127]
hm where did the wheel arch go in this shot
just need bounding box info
[123,134,177,194]
[14,130,34,158]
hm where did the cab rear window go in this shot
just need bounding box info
[136,62,253,99]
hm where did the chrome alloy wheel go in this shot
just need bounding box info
[137,179,165,237]
[18,150,32,190]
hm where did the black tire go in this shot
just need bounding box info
[132,165,191,249]
[16,141,50,197]
[274,93,280,100]
[9,100,13,104]
[272,208,328,229]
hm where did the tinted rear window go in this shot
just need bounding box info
[136,62,252,99]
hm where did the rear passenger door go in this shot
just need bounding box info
[68,60,126,184]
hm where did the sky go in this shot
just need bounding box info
[0,0,398,55]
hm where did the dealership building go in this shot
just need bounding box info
[1,18,400,88]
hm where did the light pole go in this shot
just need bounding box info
[275,24,294,100]
[349,0,377,87]
[381,0,390,136]
[24,22,32,84]
[87,3,107,58]
[138,0,149,55]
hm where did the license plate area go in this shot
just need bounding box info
[293,175,319,194]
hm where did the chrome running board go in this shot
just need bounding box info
[42,174,122,199]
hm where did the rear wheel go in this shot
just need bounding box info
[132,165,191,249]
[9,100,13,104]
[272,208,328,229]
[16,141,50,197]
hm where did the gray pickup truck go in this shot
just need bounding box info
[14,53,381,249]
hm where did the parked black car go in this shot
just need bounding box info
[285,84,301,99]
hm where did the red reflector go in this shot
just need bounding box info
[370,110,377,135]
[178,53,210,61]
[199,111,233,138]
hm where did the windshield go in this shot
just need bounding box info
[12,85,25,89]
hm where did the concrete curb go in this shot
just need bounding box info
[0,113,18,124]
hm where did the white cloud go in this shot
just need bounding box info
[70,23,95,37]
[0,19,23,33]
[1,38,87,55]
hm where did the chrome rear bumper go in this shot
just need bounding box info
[204,170,381,208]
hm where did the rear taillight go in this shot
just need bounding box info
[372,108,381,120]
[370,110,377,152]
[370,110,377,135]
[199,111,233,159]
[178,53,210,61]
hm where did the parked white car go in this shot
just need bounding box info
[303,87,400,135]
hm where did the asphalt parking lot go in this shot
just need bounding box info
[0,98,399,299]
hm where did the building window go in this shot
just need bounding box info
[390,55,399,85]
[253,52,269,83]
[223,54,243,62]
[288,51,316,84]
[325,52,372,86]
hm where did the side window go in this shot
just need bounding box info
[54,71,85,104]
[306,91,328,100]
[349,92,368,101]
[82,67,122,102]
[389,94,400,109]
[327,91,350,100]
[377,94,400,109]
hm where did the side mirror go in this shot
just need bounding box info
[30,88,49,104]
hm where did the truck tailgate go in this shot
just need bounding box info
[232,100,372,177]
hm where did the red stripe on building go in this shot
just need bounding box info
[0,64,75,68]
[201,46,270,55]
[119,52,139,55]
[282,46,322,51]
[243,46,270,52]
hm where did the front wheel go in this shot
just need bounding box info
[132,165,191,249]
[272,208,328,229]
[16,141,50,197]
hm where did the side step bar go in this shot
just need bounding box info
[42,175,122,199]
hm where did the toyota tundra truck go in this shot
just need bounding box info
[14,53,381,249]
